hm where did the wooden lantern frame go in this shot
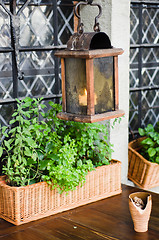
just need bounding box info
[55,48,125,123]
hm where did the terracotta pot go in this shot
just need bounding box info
[129,192,152,232]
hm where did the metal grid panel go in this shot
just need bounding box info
[0,0,74,126]
[129,1,159,137]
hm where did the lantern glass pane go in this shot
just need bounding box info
[65,58,87,115]
[93,57,114,114]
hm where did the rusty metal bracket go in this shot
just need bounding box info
[74,1,102,34]
[0,0,30,80]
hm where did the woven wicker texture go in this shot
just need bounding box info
[128,138,159,189]
[0,160,121,225]
[129,192,152,232]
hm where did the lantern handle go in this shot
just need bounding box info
[74,1,102,34]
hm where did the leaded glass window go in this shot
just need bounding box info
[129,0,159,138]
[0,0,74,126]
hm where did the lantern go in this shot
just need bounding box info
[55,1,124,123]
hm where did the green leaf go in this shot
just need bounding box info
[9,128,16,134]
[24,112,30,118]
[2,126,8,136]
[7,157,11,168]
[148,148,156,157]
[15,138,20,145]
[0,146,3,157]
[25,138,37,148]
[156,156,159,164]
[138,128,145,136]
[16,98,21,103]
[32,152,37,161]
[145,124,154,133]
[24,147,32,157]
[27,158,35,165]
[142,138,154,145]
[9,119,16,125]
[40,104,46,109]
[12,112,18,117]
[39,160,49,170]
[4,140,10,149]
[46,154,59,161]
[37,150,44,161]
[77,159,82,168]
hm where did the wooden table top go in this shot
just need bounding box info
[0,184,158,240]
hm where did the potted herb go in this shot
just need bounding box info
[128,123,159,190]
[0,97,122,225]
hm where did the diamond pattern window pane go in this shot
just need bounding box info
[130,7,139,44]
[57,5,74,45]
[129,69,139,88]
[129,89,159,132]
[142,7,159,44]
[129,111,139,132]
[0,5,11,47]
[20,5,54,46]
[0,77,13,99]
[142,67,159,87]
[0,52,12,72]
[142,48,159,63]
[19,50,58,97]
[142,89,159,108]
[20,51,55,70]
[130,48,139,65]
[0,53,12,99]
[142,108,159,128]
[129,92,139,112]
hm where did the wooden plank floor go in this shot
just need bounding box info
[0,184,159,240]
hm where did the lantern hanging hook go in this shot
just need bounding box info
[74,0,102,34]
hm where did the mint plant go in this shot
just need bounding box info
[138,123,159,164]
[0,97,48,186]
[0,97,117,193]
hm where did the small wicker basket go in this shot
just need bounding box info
[0,159,121,225]
[128,138,159,189]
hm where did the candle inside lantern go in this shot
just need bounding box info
[79,89,97,106]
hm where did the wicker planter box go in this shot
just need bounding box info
[0,159,121,225]
[128,138,159,189]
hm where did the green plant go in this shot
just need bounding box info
[0,97,119,193]
[0,97,48,186]
[138,123,159,164]
[40,101,114,192]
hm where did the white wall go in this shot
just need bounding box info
[81,0,130,184]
